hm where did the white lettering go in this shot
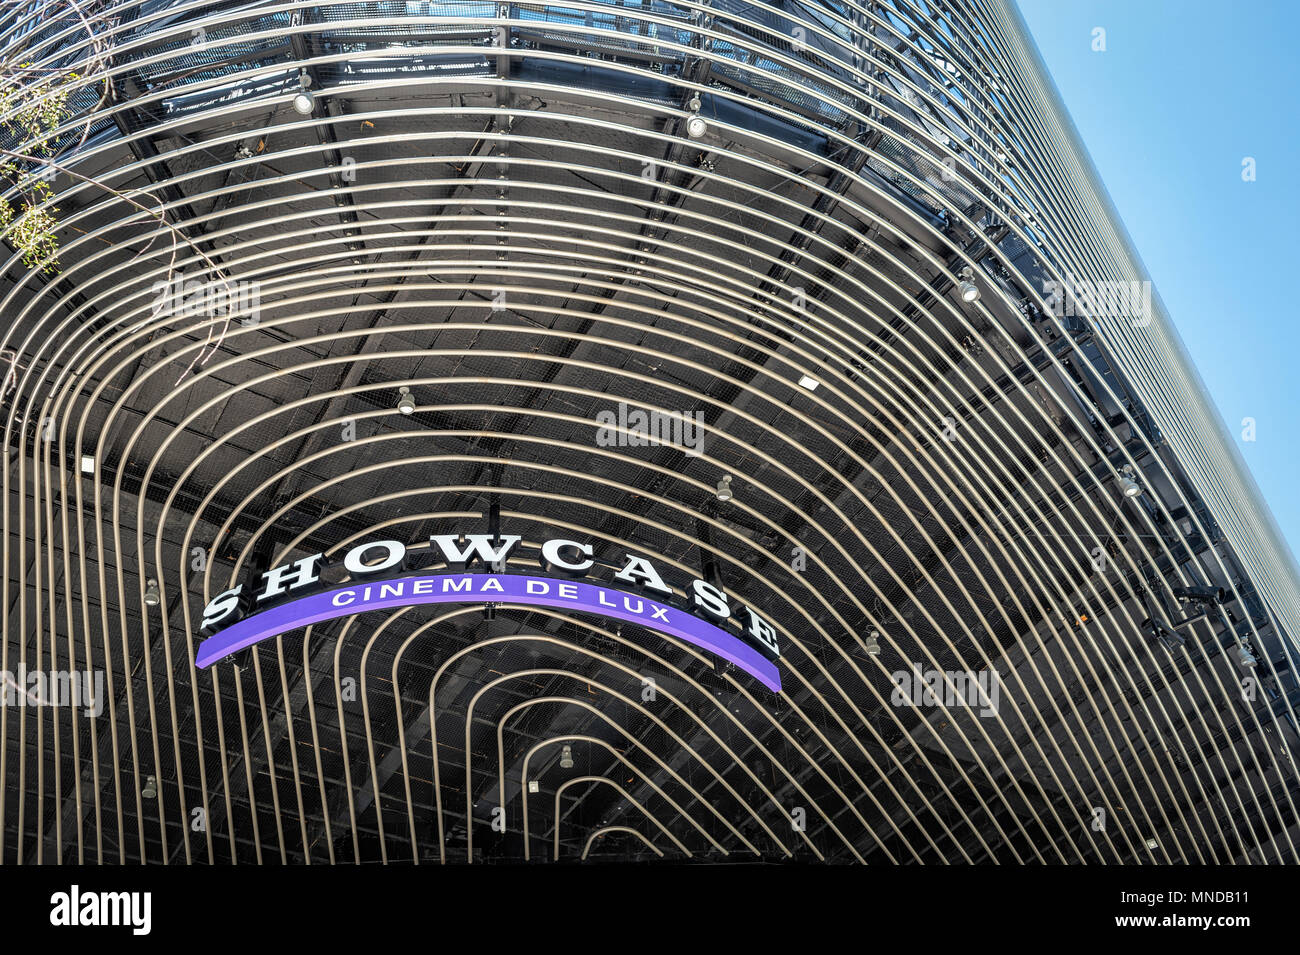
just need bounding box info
[258,554,324,602]
[344,540,406,575]
[744,607,781,657]
[430,533,521,568]
[613,554,672,595]
[540,538,594,573]
[690,579,730,621]
[50,885,151,935]
[201,585,243,628]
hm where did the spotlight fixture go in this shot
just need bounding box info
[1144,837,1159,852]
[291,71,314,115]
[559,744,574,770]
[865,630,881,656]
[396,386,415,415]
[715,474,733,502]
[1238,643,1258,668]
[79,454,94,474]
[1117,464,1142,499]
[797,374,820,391]
[142,775,157,799]
[527,779,539,794]
[957,266,980,303]
[143,578,161,607]
[686,115,708,139]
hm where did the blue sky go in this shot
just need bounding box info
[1015,0,1299,560]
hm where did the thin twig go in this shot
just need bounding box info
[1,0,241,385]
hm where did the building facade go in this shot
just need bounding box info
[2,0,1298,863]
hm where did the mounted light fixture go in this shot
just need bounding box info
[797,374,820,391]
[142,775,157,799]
[1238,643,1258,668]
[80,454,94,474]
[143,578,161,607]
[715,474,733,502]
[559,744,574,769]
[396,386,415,415]
[685,94,707,138]
[291,71,314,115]
[957,265,980,303]
[865,630,881,656]
[1118,464,1142,499]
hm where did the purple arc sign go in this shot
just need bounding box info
[195,572,782,692]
